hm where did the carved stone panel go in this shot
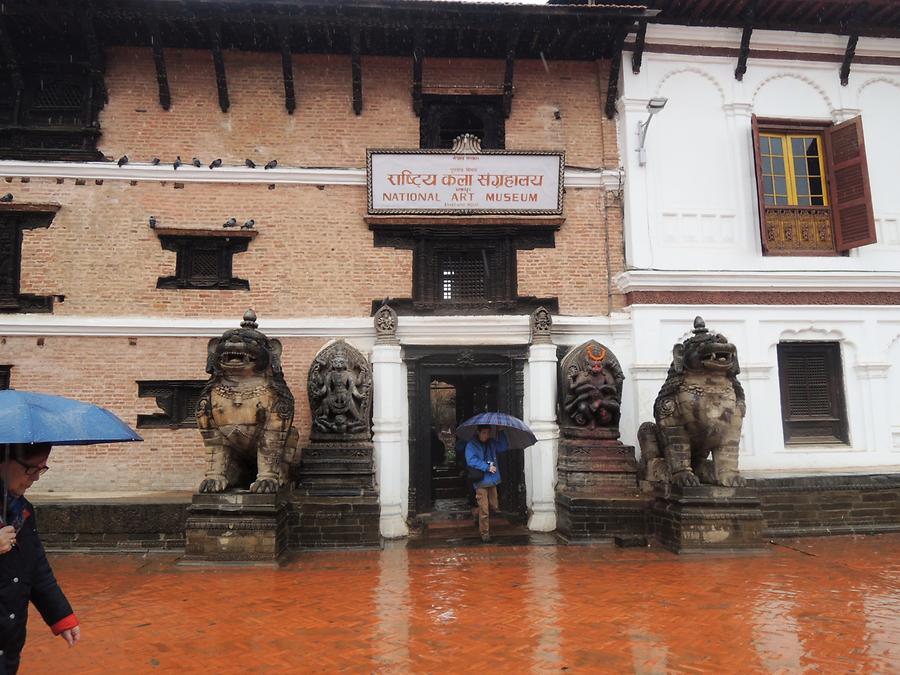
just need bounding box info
[308,340,373,443]
[558,340,625,439]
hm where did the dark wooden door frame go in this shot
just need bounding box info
[405,345,527,518]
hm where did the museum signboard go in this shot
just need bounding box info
[367,148,564,215]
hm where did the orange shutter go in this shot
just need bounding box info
[750,115,770,252]
[826,116,877,251]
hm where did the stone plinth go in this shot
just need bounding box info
[292,443,380,548]
[556,436,647,543]
[183,491,289,565]
[650,485,765,554]
[295,444,376,496]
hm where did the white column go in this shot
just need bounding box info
[372,341,408,538]
[524,342,559,532]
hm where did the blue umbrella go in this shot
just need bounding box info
[456,412,537,449]
[0,390,142,445]
[0,390,142,525]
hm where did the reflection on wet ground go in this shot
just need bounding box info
[26,534,900,673]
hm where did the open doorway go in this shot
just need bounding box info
[406,347,527,521]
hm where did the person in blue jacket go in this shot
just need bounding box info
[465,425,509,542]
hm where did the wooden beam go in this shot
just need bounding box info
[412,28,424,117]
[840,32,859,86]
[631,19,647,74]
[351,27,363,115]
[734,2,756,81]
[208,23,230,113]
[503,29,519,118]
[604,25,626,120]
[80,10,108,104]
[147,20,171,110]
[279,24,296,114]
[840,4,867,86]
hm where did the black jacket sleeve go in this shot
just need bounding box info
[26,507,74,628]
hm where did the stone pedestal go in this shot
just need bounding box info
[555,436,648,543]
[183,491,289,565]
[292,443,380,548]
[649,485,765,554]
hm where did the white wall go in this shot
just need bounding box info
[620,26,900,273]
[626,305,900,473]
[617,27,900,473]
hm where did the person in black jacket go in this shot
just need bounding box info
[1,443,80,674]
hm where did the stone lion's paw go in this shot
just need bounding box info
[199,477,227,493]
[720,474,746,487]
[250,478,278,493]
[672,470,700,487]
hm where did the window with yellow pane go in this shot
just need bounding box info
[751,116,877,256]
[759,134,828,207]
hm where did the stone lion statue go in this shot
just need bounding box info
[197,310,300,493]
[638,316,746,487]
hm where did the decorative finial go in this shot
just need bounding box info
[530,307,553,344]
[241,309,258,329]
[692,316,707,335]
[451,133,482,154]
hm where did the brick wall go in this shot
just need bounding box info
[750,475,900,537]
[5,50,624,318]
[2,335,329,492]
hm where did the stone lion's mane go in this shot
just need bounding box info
[200,328,295,420]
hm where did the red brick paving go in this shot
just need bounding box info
[23,534,900,673]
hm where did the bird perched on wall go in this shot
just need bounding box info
[192,157,202,168]
[209,158,222,169]
[0,193,13,202]
[241,219,255,230]
[117,155,129,167]
[223,217,238,228]
[264,160,277,170]
[151,157,160,165]
[245,159,256,168]
[173,156,182,170]
[148,216,157,229]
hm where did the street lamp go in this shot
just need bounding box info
[636,97,668,166]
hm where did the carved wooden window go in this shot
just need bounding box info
[0,210,55,313]
[0,366,11,390]
[371,225,558,315]
[420,95,505,149]
[0,67,103,161]
[156,234,251,291]
[777,342,848,445]
[752,116,876,256]
[136,380,206,428]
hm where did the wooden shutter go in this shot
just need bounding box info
[826,116,877,251]
[777,343,848,444]
[750,115,771,252]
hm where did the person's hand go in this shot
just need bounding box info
[0,525,16,554]
[60,625,81,647]
[489,464,497,474]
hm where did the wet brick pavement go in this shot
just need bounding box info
[22,534,900,673]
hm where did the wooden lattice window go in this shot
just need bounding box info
[0,210,56,313]
[420,95,505,150]
[137,380,206,428]
[439,251,490,301]
[0,67,103,161]
[752,116,876,256]
[0,365,11,390]
[156,233,252,291]
[777,342,848,445]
